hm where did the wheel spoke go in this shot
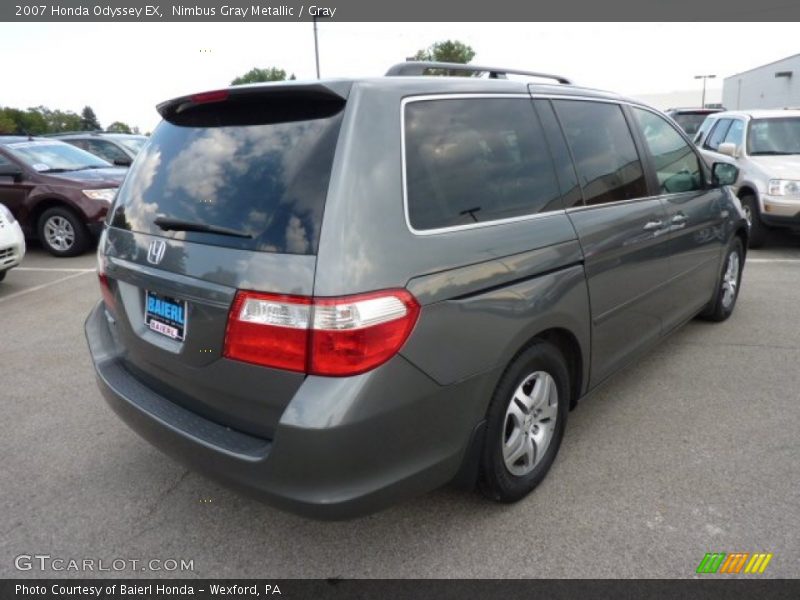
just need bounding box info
[538,400,558,422]
[504,430,527,465]
[513,388,534,413]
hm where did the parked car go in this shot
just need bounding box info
[695,109,800,247]
[85,62,748,519]
[0,202,25,281]
[665,107,723,136]
[47,132,148,167]
[0,136,125,256]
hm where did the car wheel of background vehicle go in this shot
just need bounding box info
[741,195,766,248]
[38,207,89,257]
[0,270,5,282]
[479,341,570,503]
[700,236,744,322]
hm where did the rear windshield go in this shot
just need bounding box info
[672,113,711,135]
[109,106,344,254]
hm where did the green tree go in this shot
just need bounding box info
[0,111,15,134]
[35,106,82,133]
[412,40,476,76]
[0,107,48,134]
[81,106,101,131]
[230,67,295,85]
[107,121,132,134]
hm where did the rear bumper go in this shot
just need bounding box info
[85,302,492,519]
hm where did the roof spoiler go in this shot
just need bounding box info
[385,61,572,84]
[156,82,351,120]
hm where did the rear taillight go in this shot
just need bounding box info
[96,248,116,313]
[223,290,420,377]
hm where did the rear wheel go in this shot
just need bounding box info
[741,195,767,248]
[479,341,570,503]
[0,270,6,282]
[38,207,90,257]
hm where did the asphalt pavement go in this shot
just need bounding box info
[1,234,799,579]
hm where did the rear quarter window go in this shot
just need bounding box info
[403,97,562,231]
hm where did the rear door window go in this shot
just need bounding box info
[404,97,562,231]
[553,100,647,205]
[109,103,344,255]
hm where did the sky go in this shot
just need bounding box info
[1,22,798,132]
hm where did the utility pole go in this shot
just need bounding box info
[694,74,716,108]
[313,16,320,79]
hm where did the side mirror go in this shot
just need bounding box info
[0,164,23,182]
[113,158,132,167]
[718,142,739,158]
[712,162,739,187]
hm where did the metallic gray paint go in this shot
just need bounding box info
[85,76,749,518]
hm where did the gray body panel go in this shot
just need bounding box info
[85,74,749,518]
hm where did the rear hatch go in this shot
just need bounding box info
[100,82,350,438]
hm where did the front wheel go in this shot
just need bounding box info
[700,237,744,322]
[741,195,767,248]
[38,207,90,257]
[479,341,570,503]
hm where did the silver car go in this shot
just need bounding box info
[695,109,800,247]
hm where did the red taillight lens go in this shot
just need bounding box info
[223,289,420,376]
[97,274,116,312]
[223,292,311,373]
[96,251,116,312]
[190,90,229,104]
[310,291,420,376]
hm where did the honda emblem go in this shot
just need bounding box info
[147,239,166,265]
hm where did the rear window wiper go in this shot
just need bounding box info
[153,216,253,239]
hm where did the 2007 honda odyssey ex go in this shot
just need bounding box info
[85,62,748,519]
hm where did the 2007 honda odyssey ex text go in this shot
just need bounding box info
[85,62,748,519]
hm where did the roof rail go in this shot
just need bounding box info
[42,130,104,137]
[385,61,573,84]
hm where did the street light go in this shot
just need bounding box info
[313,16,320,79]
[694,74,716,108]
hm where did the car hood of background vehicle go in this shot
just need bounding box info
[749,155,800,178]
[43,167,127,187]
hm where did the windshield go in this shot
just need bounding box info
[672,113,711,135]
[748,118,800,155]
[7,141,111,172]
[117,137,147,155]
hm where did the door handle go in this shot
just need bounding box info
[672,214,688,225]
[642,220,664,231]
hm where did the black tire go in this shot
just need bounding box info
[700,236,744,322]
[478,341,570,503]
[0,270,6,282]
[37,206,90,257]
[741,195,767,249]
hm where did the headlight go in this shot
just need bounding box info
[0,203,15,223]
[83,188,117,203]
[767,179,800,196]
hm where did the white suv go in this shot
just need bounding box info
[0,203,25,281]
[695,109,800,247]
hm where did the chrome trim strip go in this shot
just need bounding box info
[400,93,563,236]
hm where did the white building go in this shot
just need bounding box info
[723,53,800,110]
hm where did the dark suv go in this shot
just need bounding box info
[0,137,125,256]
[49,132,148,167]
[85,62,748,519]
